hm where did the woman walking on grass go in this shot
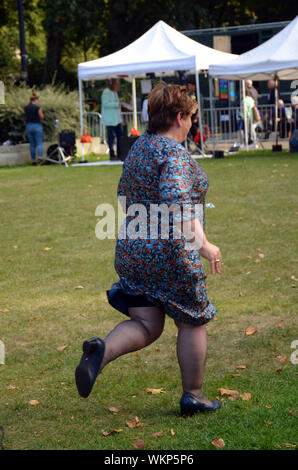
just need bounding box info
[75,83,223,416]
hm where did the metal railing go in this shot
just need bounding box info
[85,104,298,146]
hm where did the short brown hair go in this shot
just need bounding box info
[147,83,197,134]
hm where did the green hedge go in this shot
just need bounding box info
[0,84,81,144]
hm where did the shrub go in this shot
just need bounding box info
[0,83,81,144]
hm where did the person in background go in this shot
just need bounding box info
[141,96,149,125]
[24,92,44,166]
[267,79,280,105]
[245,80,259,106]
[243,90,257,147]
[101,78,124,161]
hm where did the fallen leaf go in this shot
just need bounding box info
[111,428,123,433]
[256,248,262,251]
[230,374,241,377]
[1,308,10,313]
[236,365,246,369]
[75,285,84,289]
[152,431,163,437]
[29,400,40,406]
[7,258,13,262]
[126,417,143,428]
[265,404,272,409]
[245,326,259,336]
[212,438,225,449]
[246,255,252,259]
[12,245,18,249]
[290,275,298,281]
[133,351,139,357]
[43,247,52,251]
[277,322,283,329]
[102,431,110,436]
[219,388,239,399]
[275,277,281,281]
[170,429,175,436]
[240,392,251,401]
[57,344,68,351]
[264,420,272,425]
[133,439,145,449]
[278,356,287,363]
[108,406,119,414]
[146,387,164,394]
[288,409,296,415]
[254,259,261,264]
[8,385,16,390]
[258,253,265,258]
[283,443,296,448]
[155,347,160,352]
[239,292,244,296]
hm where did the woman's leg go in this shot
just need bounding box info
[26,124,36,161]
[107,126,115,160]
[115,124,122,159]
[175,319,213,406]
[100,306,165,370]
[36,124,43,158]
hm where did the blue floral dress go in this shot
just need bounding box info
[106,132,217,325]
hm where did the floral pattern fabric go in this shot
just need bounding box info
[106,132,217,325]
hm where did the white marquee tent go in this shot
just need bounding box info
[209,15,298,80]
[78,20,237,156]
[208,16,298,150]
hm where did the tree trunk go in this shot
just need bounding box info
[43,31,65,84]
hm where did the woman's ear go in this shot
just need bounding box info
[176,112,183,127]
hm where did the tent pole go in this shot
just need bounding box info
[195,61,204,157]
[78,78,85,161]
[132,77,138,130]
[208,76,215,155]
[274,74,279,145]
[242,80,248,152]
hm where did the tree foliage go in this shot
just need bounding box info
[0,0,295,86]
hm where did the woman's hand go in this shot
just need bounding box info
[198,240,222,274]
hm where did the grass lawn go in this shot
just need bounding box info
[0,150,297,450]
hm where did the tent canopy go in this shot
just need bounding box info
[78,20,237,81]
[209,16,298,80]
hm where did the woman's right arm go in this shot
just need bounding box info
[38,108,44,120]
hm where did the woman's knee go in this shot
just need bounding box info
[130,306,165,342]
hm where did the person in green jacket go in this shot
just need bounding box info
[101,79,123,161]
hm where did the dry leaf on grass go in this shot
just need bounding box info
[288,409,296,415]
[254,259,261,264]
[283,443,296,448]
[8,385,16,390]
[133,439,145,449]
[108,406,120,414]
[126,417,143,428]
[245,326,260,336]
[111,428,123,433]
[219,388,239,399]
[152,431,163,437]
[1,308,10,313]
[43,247,52,251]
[240,393,251,401]
[236,365,246,369]
[212,438,225,449]
[264,420,272,425]
[258,253,265,258]
[75,285,84,289]
[29,400,40,406]
[146,387,164,394]
[155,347,160,352]
[170,429,175,436]
[277,322,283,329]
[102,431,110,436]
[57,344,68,351]
[265,404,272,409]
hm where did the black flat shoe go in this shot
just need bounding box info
[180,392,222,416]
[75,337,105,398]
